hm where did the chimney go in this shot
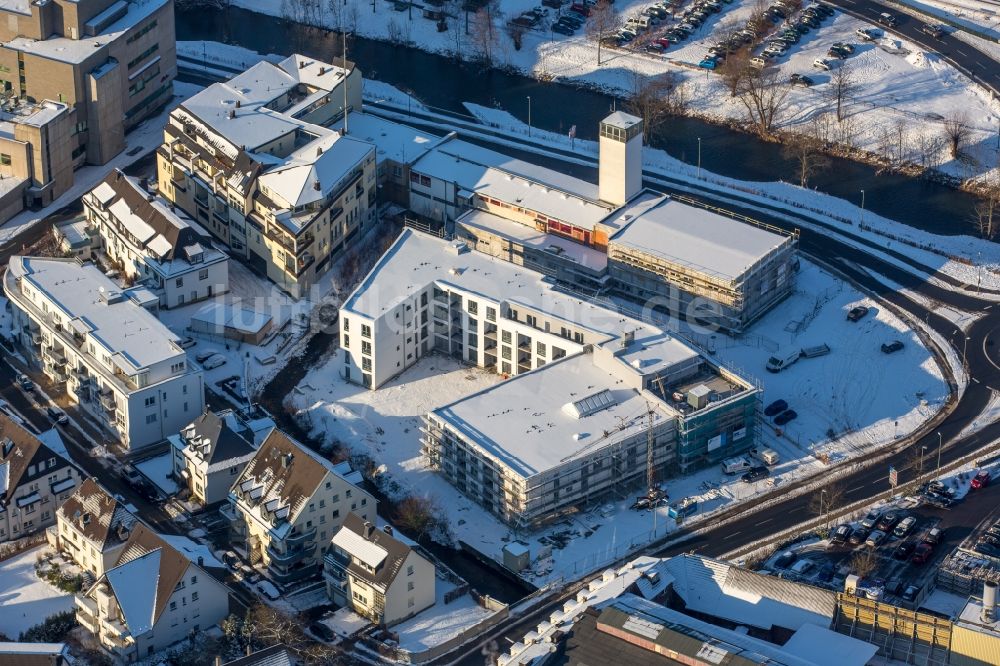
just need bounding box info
[299,59,306,69]
[227,109,235,120]
[383,525,393,536]
[282,453,293,468]
[983,581,997,623]
[313,179,321,191]
[363,521,374,539]
[235,100,241,108]
[316,146,323,157]
[319,66,326,76]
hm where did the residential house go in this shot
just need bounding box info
[75,524,230,662]
[325,513,435,626]
[3,256,205,450]
[0,412,79,542]
[168,409,264,506]
[51,477,138,577]
[221,645,297,666]
[0,642,73,666]
[222,428,376,586]
[81,169,229,309]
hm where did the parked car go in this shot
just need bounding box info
[178,336,196,349]
[861,510,881,530]
[902,585,920,602]
[878,12,897,26]
[774,550,796,568]
[16,373,34,392]
[764,399,789,417]
[812,58,832,71]
[46,406,68,425]
[830,524,852,545]
[881,340,904,354]
[647,43,667,54]
[749,56,769,69]
[774,409,798,426]
[876,511,900,532]
[847,305,869,321]
[894,516,916,537]
[866,530,887,548]
[309,622,337,642]
[831,41,855,53]
[893,541,916,560]
[972,470,992,489]
[121,465,144,487]
[741,466,770,483]
[911,542,934,564]
[201,354,227,370]
[855,27,877,40]
[790,558,814,575]
[552,23,575,35]
[221,551,240,568]
[921,23,945,38]
[194,350,218,363]
[789,73,814,87]
[827,46,849,60]
[849,527,869,545]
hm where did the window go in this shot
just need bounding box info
[468,300,478,315]
[501,347,511,361]
[486,307,496,322]
[199,269,209,280]
[362,357,371,371]
[144,396,156,407]
[501,330,512,344]
[175,277,184,288]
[408,597,415,608]
[146,414,157,424]
[407,581,414,591]
[192,591,199,601]
[536,342,546,356]
[361,324,371,338]
[407,565,414,576]
[170,361,185,373]
[574,331,584,344]
[361,341,372,355]
[343,318,349,332]
[343,334,350,348]
[0,153,10,166]
[170,601,177,611]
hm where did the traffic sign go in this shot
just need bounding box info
[889,466,898,488]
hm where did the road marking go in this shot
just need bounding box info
[848,485,864,494]
[974,377,981,384]
[725,531,742,539]
[957,49,969,57]
[755,518,773,526]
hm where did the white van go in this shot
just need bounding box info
[766,348,801,373]
[627,15,652,29]
[722,457,753,474]
[751,447,780,466]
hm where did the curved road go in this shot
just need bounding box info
[824,0,1000,95]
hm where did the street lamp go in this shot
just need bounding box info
[859,189,865,227]
[937,431,943,473]
[526,96,532,138]
[820,487,828,521]
[919,445,927,476]
[697,137,702,179]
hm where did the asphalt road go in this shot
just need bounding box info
[825,0,1000,95]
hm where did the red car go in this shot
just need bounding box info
[972,470,992,490]
[911,542,934,565]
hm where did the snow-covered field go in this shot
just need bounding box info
[0,546,75,639]
[288,257,947,583]
[233,0,1000,179]
[392,579,498,653]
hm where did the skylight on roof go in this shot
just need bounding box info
[562,389,617,419]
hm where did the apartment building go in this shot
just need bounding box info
[51,477,137,577]
[325,513,435,626]
[156,54,376,298]
[168,409,263,506]
[0,0,176,168]
[222,428,376,586]
[409,113,797,331]
[75,524,230,662]
[340,229,758,528]
[80,169,229,309]
[0,98,73,223]
[3,256,205,450]
[0,412,79,542]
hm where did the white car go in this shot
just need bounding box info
[201,354,227,370]
[812,58,832,70]
[195,350,218,363]
[855,27,876,41]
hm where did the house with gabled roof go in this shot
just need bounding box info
[0,412,79,543]
[222,428,376,587]
[52,477,138,577]
[169,409,266,506]
[74,523,230,662]
[325,513,435,626]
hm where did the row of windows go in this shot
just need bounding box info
[127,44,159,71]
[126,19,158,44]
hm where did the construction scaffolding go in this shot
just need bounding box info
[835,594,952,666]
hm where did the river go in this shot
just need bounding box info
[176,6,984,237]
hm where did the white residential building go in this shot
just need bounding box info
[222,428,377,587]
[339,229,759,528]
[81,169,229,310]
[75,524,230,662]
[0,413,79,543]
[325,513,435,626]
[3,257,206,450]
[52,477,138,578]
[168,410,268,506]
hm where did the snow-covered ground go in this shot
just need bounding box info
[232,0,1000,179]
[391,578,498,653]
[135,453,178,495]
[0,546,76,639]
[288,257,947,583]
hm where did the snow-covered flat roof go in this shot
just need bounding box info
[6,0,168,64]
[191,303,273,335]
[7,257,184,371]
[457,209,608,272]
[610,191,792,281]
[434,353,670,478]
[347,111,438,165]
[412,138,614,228]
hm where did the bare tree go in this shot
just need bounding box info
[850,549,879,579]
[394,496,442,541]
[586,0,622,66]
[782,132,830,187]
[505,14,527,50]
[943,111,971,158]
[913,130,945,170]
[735,66,789,137]
[807,482,845,518]
[828,64,856,123]
[625,71,682,142]
[973,175,1000,239]
[469,6,497,66]
[719,48,751,97]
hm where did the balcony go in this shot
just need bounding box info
[268,560,319,585]
[296,232,315,256]
[296,252,315,277]
[285,525,317,547]
[100,392,116,412]
[267,540,316,565]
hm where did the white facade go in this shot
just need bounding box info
[3,257,205,450]
[598,111,643,206]
[52,477,138,578]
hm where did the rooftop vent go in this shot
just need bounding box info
[383,525,393,536]
[983,581,997,623]
[363,521,374,539]
[563,389,617,419]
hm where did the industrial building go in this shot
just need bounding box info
[339,229,759,528]
[156,54,375,298]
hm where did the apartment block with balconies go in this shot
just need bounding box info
[0,412,79,543]
[155,54,376,299]
[74,524,229,662]
[3,256,205,450]
[222,428,376,587]
[52,477,137,577]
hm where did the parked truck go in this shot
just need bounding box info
[721,456,753,474]
[749,447,780,466]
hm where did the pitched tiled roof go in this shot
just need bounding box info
[335,513,412,590]
[0,412,71,503]
[222,644,296,666]
[183,410,256,469]
[56,477,137,549]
